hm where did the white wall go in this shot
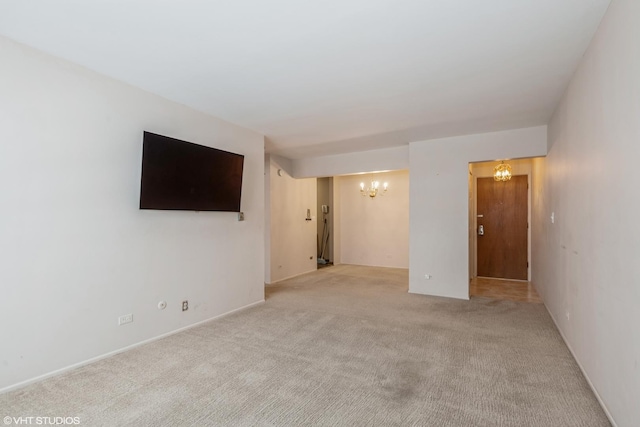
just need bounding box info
[266,156,317,283]
[293,146,409,178]
[338,170,409,268]
[0,36,265,390]
[409,126,547,299]
[532,0,640,424]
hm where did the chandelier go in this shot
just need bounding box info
[494,161,512,182]
[360,180,388,198]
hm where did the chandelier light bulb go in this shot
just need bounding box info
[359,179,389,198]
[494,161,512,182]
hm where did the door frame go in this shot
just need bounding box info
[469,161,532,281]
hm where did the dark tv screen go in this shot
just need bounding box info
[139,132,244,212]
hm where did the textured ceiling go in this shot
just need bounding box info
[0,0,610,158]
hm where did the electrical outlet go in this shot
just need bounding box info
[424,274,432,280]
[182,300,189,311]
[118,314,133,325]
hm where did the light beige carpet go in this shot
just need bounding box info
[0,265,609,426]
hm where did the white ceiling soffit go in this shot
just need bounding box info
[0,0,610,159]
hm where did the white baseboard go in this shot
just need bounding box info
[543,305,617,427]
[0,299,265,394]
[266,268,317,284]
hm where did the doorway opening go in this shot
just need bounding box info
[316,170,409,271]
[468,158,541,285]
[317,177,334,268]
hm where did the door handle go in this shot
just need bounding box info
[478,225,484,236]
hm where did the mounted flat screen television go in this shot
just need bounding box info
[139,132,244,212]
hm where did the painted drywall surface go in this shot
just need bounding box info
[292,146,409,178]
[269,154,294,176]
[532,0,640,424]
[409,126,547,300]
[470,159,534,280]
[267,158,317,283]
[338,170,409,268]
[0,37,265,390]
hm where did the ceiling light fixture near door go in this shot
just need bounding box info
[360,180,388,198]
[494,161,512,182]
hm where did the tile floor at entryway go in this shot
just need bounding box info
[470,277,542,303]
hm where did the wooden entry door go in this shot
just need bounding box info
[477,175,528,280]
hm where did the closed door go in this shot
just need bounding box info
[477,175,528,280]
